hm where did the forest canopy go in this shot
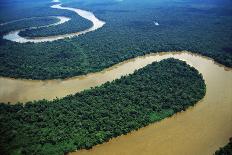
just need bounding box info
[0,0,231,79]
[215,138,232,155]
[0,59,206,155]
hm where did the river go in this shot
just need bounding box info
[0,51,231,155]
[2,1,105,43]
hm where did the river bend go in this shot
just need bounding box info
[2,1,105,43]
[0,51,231,155]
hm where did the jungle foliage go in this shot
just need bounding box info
[19,14,92,37]
[0,59,206,155]
[0,17,59,35]
[0,0,231,79]
[215,138,232,155]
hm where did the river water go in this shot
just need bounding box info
[68,52,232,155]
[0,51,231,155]
[1,0,231,154]
[2,2,105,43]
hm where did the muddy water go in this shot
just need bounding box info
[0,51,231,155]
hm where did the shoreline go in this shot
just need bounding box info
[2,1,105,43]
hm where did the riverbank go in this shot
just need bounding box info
[0,51,229,104]
[0,58,206,155]
[2,2,105,43]
[0,51,231,155]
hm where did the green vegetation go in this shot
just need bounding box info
[215,138,232,155]
[0,0,66,23]
[0,0,91,39]
[19,14,92,37]
[0,0,231,79]
[0,59,206,155]
[0,17,59,35]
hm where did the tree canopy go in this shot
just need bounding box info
[215,138,232,155]
[0,59,206,155]
[0,0,231,79]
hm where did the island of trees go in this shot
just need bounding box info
[0,59,206,155]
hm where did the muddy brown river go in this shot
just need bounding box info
[0,51,231,155]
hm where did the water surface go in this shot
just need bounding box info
[68,52,232,155]
[2,2,105,43]
[0,51,231,155]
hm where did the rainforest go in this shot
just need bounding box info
[0,0,231,155]
[0,59,206,154]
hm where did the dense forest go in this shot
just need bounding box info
[0,0,67,23]
[0,17,59,35]
[18,14,92,37]
[0,0,91,38]
[0,59,206,155]
[215,138,232,155]
[0,0,231,79]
